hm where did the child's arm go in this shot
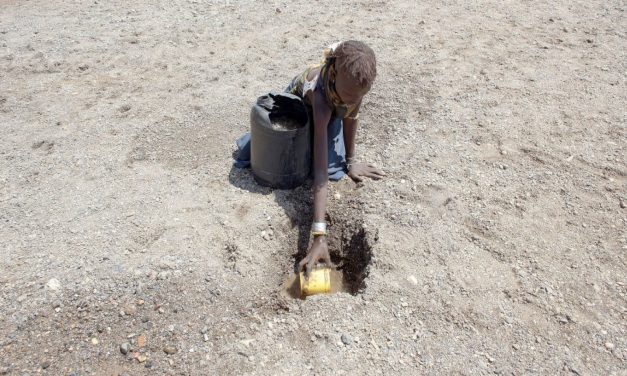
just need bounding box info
[343,117,386,182]
[298,90,333,275]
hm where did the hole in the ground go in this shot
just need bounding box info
[327,214,376,295]
[278,187,376,298]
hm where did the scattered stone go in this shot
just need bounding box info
[91,337,99,345]
[164,346,177,355]
[119,104,131,113]
[123,304,137,316]
[137,355,148,363]
[341,334,353,346]
[0,366,8,375]
[407,275,418,286]
[145,360,153,369]
[137,335,146,348]
[605,342,615,350]
[52,300,62,309]
[203,333,209,342]
[41,360,51,369]
[261,230,273,241]
[46,278,61,291]
[120,342,131,355]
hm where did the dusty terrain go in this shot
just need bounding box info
[1,0,626,375]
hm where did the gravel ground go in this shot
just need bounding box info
[0,0,625,375]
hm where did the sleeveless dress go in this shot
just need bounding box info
[234,42,357,181]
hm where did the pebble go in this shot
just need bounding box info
[123,304,137,316]
[46,278,61,291]
[41,360,51,369]
[52,300,62,309]
[0,367,8,375]
[145,360,153,369]
[120,342,131,355]
[341,334,353,346]
[164,346,178,355]
[605,342,615,350]
[261,230,273,241]
[91,337,99,345]
[407,275,418,286]
[137,355,147,363]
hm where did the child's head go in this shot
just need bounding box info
[332,40,377,106]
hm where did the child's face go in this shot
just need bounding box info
[335,68,370,106]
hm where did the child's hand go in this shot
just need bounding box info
[348,162,386,183]
[298,237,333,276]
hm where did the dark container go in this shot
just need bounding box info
[250,92,311,189]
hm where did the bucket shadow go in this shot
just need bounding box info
[228,165,312,271]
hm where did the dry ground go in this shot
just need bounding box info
[0,0,625,375]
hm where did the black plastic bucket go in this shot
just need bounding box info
[250,92,311,189]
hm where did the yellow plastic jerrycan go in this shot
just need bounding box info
[299,267,331,297]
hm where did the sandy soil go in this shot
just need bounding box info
[1,0,625,375]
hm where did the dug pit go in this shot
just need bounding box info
[278,186,376,298]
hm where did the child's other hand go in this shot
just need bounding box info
[348,162,386,183]
[298,237,332,276]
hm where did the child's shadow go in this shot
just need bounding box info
[228,165,312,272]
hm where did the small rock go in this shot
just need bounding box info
[203,333,209,342]
[46,278,61,291]
[145,360,153,369]
[91,337,99,345]
[52,300,62,309]
[164,346,177,355]
[261,230,272,241]
[119,104,131,113]
[407,275,418,286]
[341,334,353,346]
[41,360,51,369]
[605,342,615,350]
[120,342,131,355]
[137,335,146,348]
[0,366,9,375]
[123,304,137,316]
[137,355,147,363]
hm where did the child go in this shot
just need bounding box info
[236,40,385,275]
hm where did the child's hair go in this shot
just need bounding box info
[334,40,377,88]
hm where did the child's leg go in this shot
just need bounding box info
[326,118,346,181]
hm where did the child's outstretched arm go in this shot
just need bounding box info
[298,90,333,275]
[343,117,386,182]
